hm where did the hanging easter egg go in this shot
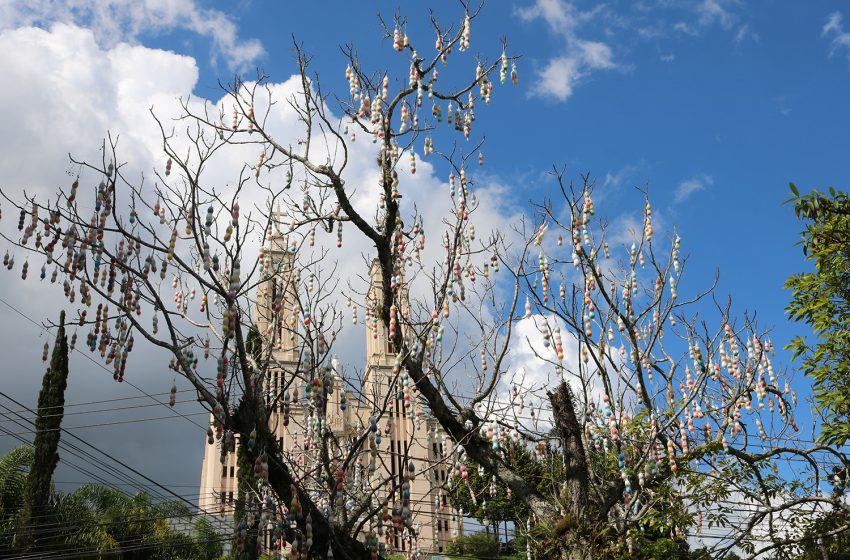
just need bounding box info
[255,151,265,178]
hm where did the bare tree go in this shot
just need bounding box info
[495,175,850,559]
[1,4,848,560]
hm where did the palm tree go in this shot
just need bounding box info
[0,446,225,559]
[59,484,194,559]
[0,446,34,551]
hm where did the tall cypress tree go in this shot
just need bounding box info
[19,311,70,550]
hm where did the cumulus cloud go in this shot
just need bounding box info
[535,56,581,101]
[515,0,580,32]
[490,314,585,432]
[518,0,758,100]
[576,40,616,69]
[0,21,524,493]
[0,0,264,71]
[518,0,618,102]
[674,174,714,204]
[0,22,212,494]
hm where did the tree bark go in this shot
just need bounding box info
[233,397,372,560]
[548,382,596,560]
[234,431,260,560]
[548,382,589,521]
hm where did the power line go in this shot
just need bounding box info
[0,410,209,436]
[0,390,207,513]
[0,295,208,431]
[5,518,233,560]
[0,422,134,496]
[0,388,196,415]
[0,403,185,519]
[53,480,202,488]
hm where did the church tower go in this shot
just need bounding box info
[255,225,299,366]
[363,259,408,400]
[361,259,459,554]
[199,252,461,555]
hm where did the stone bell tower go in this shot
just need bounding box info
[363,259,409,395]
[255,220,299,366]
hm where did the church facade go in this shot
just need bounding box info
[198,234,462,556]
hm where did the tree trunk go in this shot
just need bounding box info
[19,311,70,550]
[548,382,589,521]
[548,382,594,560]
[234,433,260,560]
[233,398,372,560]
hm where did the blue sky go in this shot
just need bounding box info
[8,0,849,341]
[1,0,849,500]
[161,0,850,368]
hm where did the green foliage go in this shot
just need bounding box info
[245,323,265,368]
[448,422,709,559]
[445,445,563,526]
[63,484,196,558]
[792,511,850,559]
[785,185,850,445]
[234,430,260,560]
[19,311,70,549]
[609,534,702,560]
[0,446,224,559]
[445,531,501,558]
[191,517,227,560]
[0,446,34,550]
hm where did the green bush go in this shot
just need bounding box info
[445,531,500,558]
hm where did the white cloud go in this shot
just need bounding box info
[673,21,698,36]
[0,23,211,489]
[596,163,643,205]
[673,0,756,45]
[576,40,616,69]
[516,0,579,32]
[697,0,736,30]
[674,174,714,204]
[0,22,524,491]
[733,24,759,46]
[519,0,617,102]
[534,56,581,101]
[0,0,264,71]
[519,0,758,100]
[824,12,843,36]
[490,313,610,433]
[823,12,850,61]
